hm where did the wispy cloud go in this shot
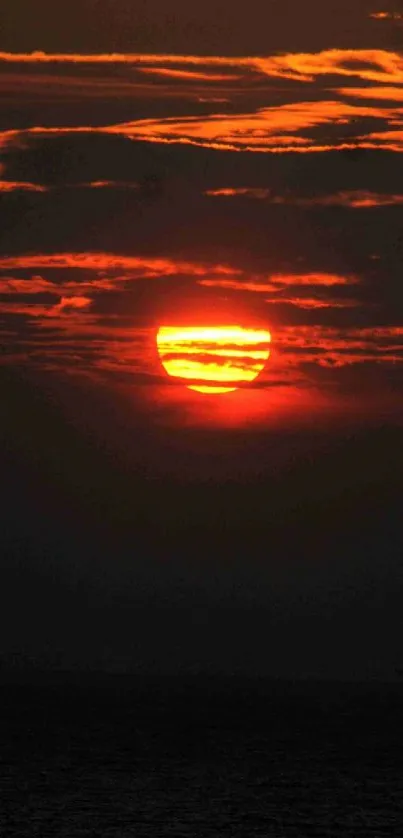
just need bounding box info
[53,296,92,313]
[267,297,359,310]
[197,272,360,312]
[1,99,396,155]
[364,128,403,150]
[339,85,403,101]
[0,177,141,193]
[103,99,400,153]
[198,273,357,292]
[0,180,48,192]
[137,67,240,82]
[276,325,403,367]
[205,188,271,198]
[1,49,403,86]
[275,191,403,208]
[369,11,403,21]
[0,252,238,277]
[204,189,403,207]
[1,47,403,155]
[0,297,91,318]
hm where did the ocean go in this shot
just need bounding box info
[1,678,402,836]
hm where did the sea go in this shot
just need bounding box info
[1,677,402,836]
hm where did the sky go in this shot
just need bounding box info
[0,1,402,680]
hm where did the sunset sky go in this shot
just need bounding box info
[1,1,402,680]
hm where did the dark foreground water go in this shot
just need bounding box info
[1,678,402,836]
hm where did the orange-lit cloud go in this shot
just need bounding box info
[204,189,403,207]
[267,297,359,310]
[269,191,403,208]
[0,175,143,192]
[102,99,395,153]
[53,296,92,313]
[364,129,403,150]
[0,129,27,150]
[0,180,48,192]
[256,48,403,85]
[0,67,402,154]
[1,49,403,86]
[0,276,56,294]
[197,272,360,311]
[86,180,140,189]
[205,188,271,198]
[0,274,122,296]
[198,272,357,292]
[339,85,403,101]
[277,190,403,208]
[137,67,240,82]
[0,262,360,327]
[0,296,91,318]
[0,252,238,277]
[326,191,403,207]
[369,11,403,20]
[277,325,403,355]
[265,272,357,287]
[167,269,361,316]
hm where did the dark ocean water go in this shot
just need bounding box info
[1,679,402,836]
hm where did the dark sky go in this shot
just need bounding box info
[2,1,401,53]
[0,1,402,680]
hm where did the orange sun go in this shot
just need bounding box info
[156,325,271,393]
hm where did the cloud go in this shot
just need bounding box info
[363,129,403,150]
[137,67,240,82]
[205,188,271,198]
[278,324,403,348]
[103,99,399,153]
[274,190,403,208]
[204,189,403,207]
[0,252,238,277]
[1,47,403,156]
[267,298,359,310]
[339,85,403,101]
[276,325,403,367]
[197,272,361,313]
[0,180,48,192]
[369,11,403,21]
[53,296,92,313]
[85,180,140,190]
[198,272,357,291]
[0,97,397,155]
[0,289,92,319]
[1,49,403,86]
[0,300,90,318]
[259,48,403,86]
[0,276,56,294]
[0,177,142,193]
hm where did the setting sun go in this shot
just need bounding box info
[156,325,271,393]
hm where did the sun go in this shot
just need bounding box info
[156,325,271,393]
